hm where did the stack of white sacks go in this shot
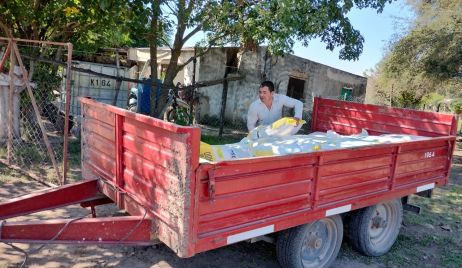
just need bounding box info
[199,117,429,162]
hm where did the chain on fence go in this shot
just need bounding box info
[0,38,73,185]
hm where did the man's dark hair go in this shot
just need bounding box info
[260,81,275,92]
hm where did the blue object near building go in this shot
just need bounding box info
[133,78,162,115]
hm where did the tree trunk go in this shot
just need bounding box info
[112,51,121,106]
[149,0,160,117]
[154,48,181,117]
[153,0,189,118]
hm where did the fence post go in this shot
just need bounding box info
[7,39,15,164]
[62,42,73,185]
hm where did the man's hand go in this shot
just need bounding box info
[294,117,301,126]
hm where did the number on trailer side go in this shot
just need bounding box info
[424,151,435,158]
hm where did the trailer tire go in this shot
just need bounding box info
[277,215,343,268]
[346,199,402,257]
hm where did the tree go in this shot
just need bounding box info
[144,0,395,117]
[0,0,149,50]
[370,0,462,107]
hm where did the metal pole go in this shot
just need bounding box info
[62,43,73,185]
[390,84,393,107]
[7,39,15,164]
[0,37,70,47]
[218,74,228,137]
[190,47,197,125]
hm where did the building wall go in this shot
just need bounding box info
[266,53,367,110]
[197,47,367,126]
[196,48,228,118]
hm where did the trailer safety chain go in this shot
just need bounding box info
[1,215,87,268]
[3,241,28,268]
[119,206,148,242]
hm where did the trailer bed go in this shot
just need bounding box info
[0,97,457,260]
[78,97,457,257]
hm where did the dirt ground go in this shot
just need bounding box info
[0,140,461,268]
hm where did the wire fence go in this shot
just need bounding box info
[0,38,72,185]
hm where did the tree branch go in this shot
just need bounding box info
[176,31,229,70]
[0,20,13,38]
[182,24,202,45]
[160,36,173,50]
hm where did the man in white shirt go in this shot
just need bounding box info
[247,81,303,131]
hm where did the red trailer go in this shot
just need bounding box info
[0,97,458,268]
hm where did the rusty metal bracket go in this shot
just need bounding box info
[207,168,217,201]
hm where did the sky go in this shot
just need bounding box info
[292,0,415,76]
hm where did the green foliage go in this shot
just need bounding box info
[171,106,190,126]
[201,0,393,60]
[201,134,242,145]
[199,114,221,127]
[199,114,247,130]
[393,90,423,108]
[137,0,396,100]
[31,64,62,104]
[0,0,150,51]
[450,99,462,115]
[371,0,462,106]
[421,92,445,106]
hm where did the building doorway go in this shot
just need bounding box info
[286,77,305,100]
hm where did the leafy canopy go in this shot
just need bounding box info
[191,0,394,60]
[371,0,462,107]
[0,0,150,50]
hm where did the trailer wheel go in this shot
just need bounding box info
[277,215,343,268]
[347,199,402,256]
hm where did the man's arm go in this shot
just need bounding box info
[247,102,258,131]
[281,95,303,119]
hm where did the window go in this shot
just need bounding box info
[340,87,353,100]
[286,77,305,100]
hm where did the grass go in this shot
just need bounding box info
[201,134,244,145]
[337,184,462,268]
[0,139,82,184]
[404,185,462,228]
[0,160,32,186]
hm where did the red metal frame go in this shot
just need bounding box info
[1,216,152,245]
[0,97,457,259]
[0,179,100,220]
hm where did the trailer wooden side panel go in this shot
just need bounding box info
[312,97,457,136]
[193,136,455,254]
[80,98,200,257]
[192,98,457,255]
